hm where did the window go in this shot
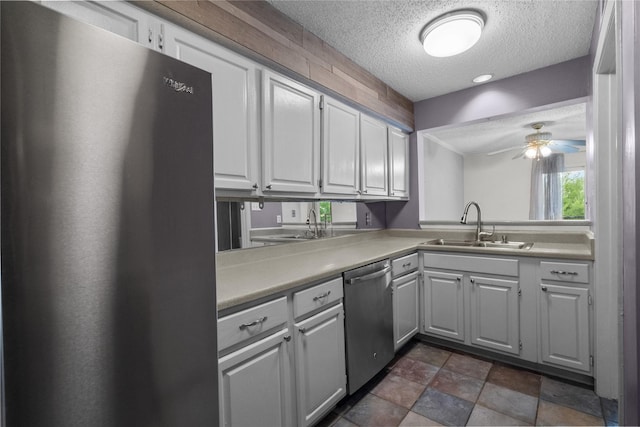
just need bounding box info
[319,201,332,223]
[562,169,585,219]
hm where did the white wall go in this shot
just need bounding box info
[464,151,532,220]
[422,137,464,221]
[331,202,357,224]
[281,202,310,224]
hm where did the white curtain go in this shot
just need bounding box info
[530,153,565,220]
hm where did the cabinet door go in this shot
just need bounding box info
[469,276,520,355]
[294,303,346,427]
[388,127,409,198]
[360,115,388,196]
[262,71,320,194]
[167,28,260,192]
[539,284,590,372]
[219,329,293,427]
[42,1,153,48]
[422,270,464,341]
[321,97,360,195]
[393,272,419,351]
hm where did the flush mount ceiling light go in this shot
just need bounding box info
[472,73,493,83]
[420,10,485,57]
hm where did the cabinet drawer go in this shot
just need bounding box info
[392,253,418,278]
[540,261,589,284]
[293,277,343,319]
[218,296,288,351]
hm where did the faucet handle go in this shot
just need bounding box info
[479,225,496,240]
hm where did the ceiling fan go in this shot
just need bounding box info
[487,122,586,160]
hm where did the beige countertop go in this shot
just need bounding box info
[216,229,594,312]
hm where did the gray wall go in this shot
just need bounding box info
[414,56,590,131]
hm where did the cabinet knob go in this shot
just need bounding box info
[265,184,272,190]
[362,189,368,194]
[298,327,306,333]
[470,278,475,284]
[541,286,548,292]
[456,277,461,282]
[252,183,258,189]
[283,335,291,342]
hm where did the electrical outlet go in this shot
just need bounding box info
[365,212,371,225]
[276,215,282,224]
[291,210,296,218]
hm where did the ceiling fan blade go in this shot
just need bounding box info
[551,139,586,146]
[551,144,580,153]
[487,146,522,156]
[512,148,527,159]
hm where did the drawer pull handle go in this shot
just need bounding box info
[550,270,579,276]
[313,291,331,301]
[299,327,306,333]
[402,262,412,268]
[541,286,548,292]
[284,335,291,342]
[239,316,267,330]
[470,278,475,284]
[456,277,461,282]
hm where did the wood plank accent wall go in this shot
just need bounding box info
[133,1,415,130]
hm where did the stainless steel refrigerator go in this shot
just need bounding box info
[1,2,218,426]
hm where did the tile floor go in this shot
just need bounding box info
[318,340,618,427]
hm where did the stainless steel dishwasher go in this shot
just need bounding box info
[343,259,394,394]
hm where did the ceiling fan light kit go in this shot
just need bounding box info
[420,10,485,57]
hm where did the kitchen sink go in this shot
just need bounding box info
[275,234,316,240]
[424,238,534,250]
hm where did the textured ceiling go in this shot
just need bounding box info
[424,102,586,154]
[267,0,597,102]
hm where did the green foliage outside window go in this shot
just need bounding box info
[319,201,332,223]
[562,171,585,219]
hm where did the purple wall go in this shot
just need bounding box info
[414,56,590,131]
[356,202,387,229]
[250,202,282,228]
[621,1,640,424]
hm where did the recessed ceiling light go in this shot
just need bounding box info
[472,73,493,83]
[420,10,485,58]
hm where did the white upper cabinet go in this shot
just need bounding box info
[262,71,321,194]
[321,97,360,196]
[42,1,156,49]
[360,115,388,197]
[388,127,410,199]
[166,27,260,192]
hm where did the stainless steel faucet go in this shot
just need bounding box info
[306,208,320,238]
[460,201,494,243]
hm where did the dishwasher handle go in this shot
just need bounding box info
[346,265,391,285]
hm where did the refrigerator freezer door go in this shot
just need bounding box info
[1,2,217,426]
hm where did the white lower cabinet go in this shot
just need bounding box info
[218,277,346,427]
[422,270,465,342]
[392,271,420,350]
[294,303,346,426]
[539,283,591,372]
[422,253,521,355]
[219,328,293,427]
[469,275,520,355]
